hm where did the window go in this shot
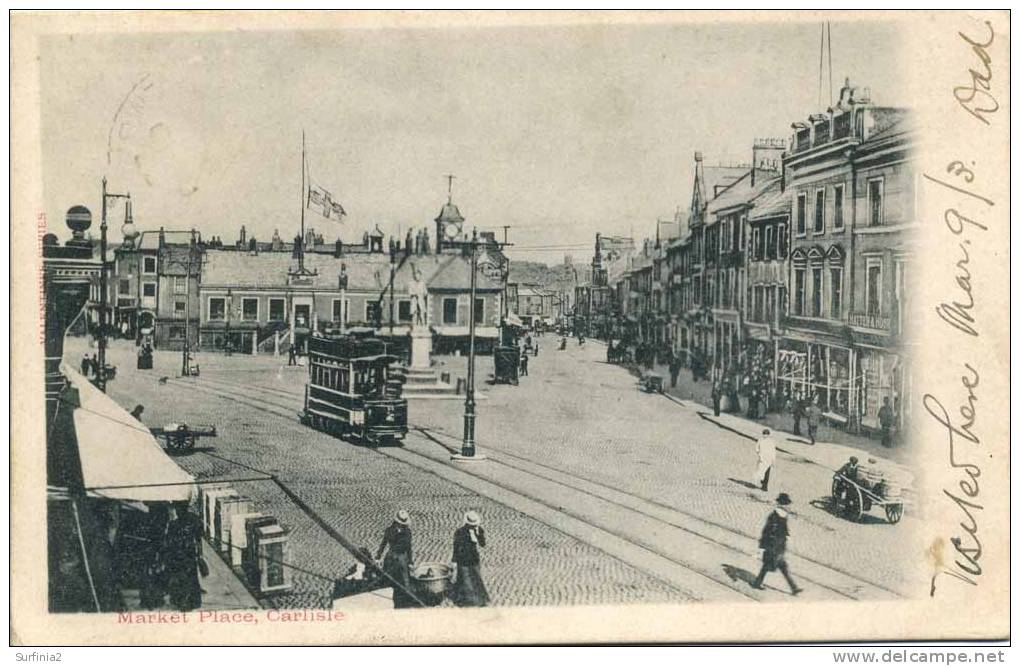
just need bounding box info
[443,298,458,324]
[173,276,187,294]
[777,223,788,258]
[398,300,412,322]
[142,282,156,298]
[143,256,157,274]
[866,260,883,316]
[830,267,843,319]
[833,184,845,230]
[794,268,805,315]
[269,298,285,321]
[814,190,825,233]
[765,225,776,260]
[119,279,130,295]
[209,297,226,321]
[365,301,382,324]
[811,267,823,317]
[753,228,762,260]
[331,299,347,323]
[868,178,884,226]
[474,298,485,324]
[169,325,185,340]
[796,194,807,235]
[174,300,186,315]
[242,297,258,321]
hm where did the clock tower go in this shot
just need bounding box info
[434,174,464,251]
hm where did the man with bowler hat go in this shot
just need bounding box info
[752,493,802,595]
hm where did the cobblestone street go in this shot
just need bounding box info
[70,336,924,609]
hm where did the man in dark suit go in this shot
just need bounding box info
[752,493,802,595]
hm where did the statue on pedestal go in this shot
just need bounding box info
[409,265,428,328]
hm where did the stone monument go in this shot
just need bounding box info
[408,264,431,369]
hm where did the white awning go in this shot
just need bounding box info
[62,364,195,502]
[505,312,524,328]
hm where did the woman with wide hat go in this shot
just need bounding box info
[752,493,802,595]
[451,511,490,607]
[375,510,415,608]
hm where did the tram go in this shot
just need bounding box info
[302,331,408,446]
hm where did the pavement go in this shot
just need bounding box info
[67,336,925,608]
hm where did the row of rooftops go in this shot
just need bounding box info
[591,79,912,286]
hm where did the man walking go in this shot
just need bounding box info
[791,396,804,436]
[806,397,822,445]
[755,428,777,491]
[519,352,529,377]
[711,379,722,417]
[878,397,896,447]
[80,353,91,377]
[287,344,297,366]
[668,354,680,389]
[752,493,802,595]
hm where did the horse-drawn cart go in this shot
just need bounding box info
[150,423,217,452]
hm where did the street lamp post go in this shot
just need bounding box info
[452,228,486,462]
[99,177,130,392]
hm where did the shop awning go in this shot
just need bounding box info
[505,312,524,328]
[62,364,195,502]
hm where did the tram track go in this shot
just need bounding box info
[167,374,904,602]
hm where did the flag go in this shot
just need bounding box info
[308,185,346,221]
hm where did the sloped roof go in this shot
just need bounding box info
[434,202,464,224]
[201,248,394,291]
[709,173,782,216]
[749,180,792,221]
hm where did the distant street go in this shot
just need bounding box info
[75,336,924,608]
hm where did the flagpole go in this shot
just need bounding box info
[300,130,306,272]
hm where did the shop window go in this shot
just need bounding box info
[269,298,285,321]
[169,325,185,340]
[443,298,458,324]
[242,298,258,321]
[868,178,884,226]
[209,297,226,321]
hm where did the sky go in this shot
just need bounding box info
[38,18,907,263]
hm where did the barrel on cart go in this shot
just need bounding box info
[830,462,910,524]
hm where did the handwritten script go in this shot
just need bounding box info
[925,18,997,596]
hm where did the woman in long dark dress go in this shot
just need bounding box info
[452,511,490,607]
[162,501,203,611]
[375,510,415,609]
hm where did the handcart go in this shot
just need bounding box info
[150,423,218,452]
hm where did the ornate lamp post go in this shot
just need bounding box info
[453,228,485,462]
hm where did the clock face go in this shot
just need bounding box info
[444,223,460,240]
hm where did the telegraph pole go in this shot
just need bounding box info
[99,177,130,392]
